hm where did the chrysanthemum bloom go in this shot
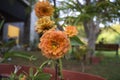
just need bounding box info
[34,1,54,18]
[38,30,70,59]
[64,26,78,37]
[35,16,55,33]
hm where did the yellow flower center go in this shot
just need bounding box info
[52,41,58,50]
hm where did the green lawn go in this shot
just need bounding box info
[86,50,120,80]
[95,50,120,57]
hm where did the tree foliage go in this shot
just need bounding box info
[55,0,120,58]
[57,0,120,26]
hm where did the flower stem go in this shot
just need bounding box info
[55,61,58,80]
[59,59,63,80]
[34,60,49,76]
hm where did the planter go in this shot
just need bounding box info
[0,64,106,80]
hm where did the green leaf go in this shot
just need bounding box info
[0,19,4,30]
[13,52,37,61]
[3,40,16,47]
[4,51,37,61]
[70,36,84,46]
[34,73,51,80]
[68,47,72,54]
[29,68,34,78]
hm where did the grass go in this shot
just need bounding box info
[3,50,120,80]
[88,50,120,80]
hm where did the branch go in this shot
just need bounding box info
[76,0,83,7]
[86,0,91,5]
[53,0,56,7]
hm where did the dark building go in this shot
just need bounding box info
[0,0,31,45]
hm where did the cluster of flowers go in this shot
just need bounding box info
[35,0,78,59]
[4,1,79,80]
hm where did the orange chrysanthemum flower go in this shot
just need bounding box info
[64,26,78,37]
[35,16,55,33]
[35,1,54,18]
[38,30,70,59]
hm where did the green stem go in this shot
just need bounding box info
[34,60,49,76]
[59,59,63,80]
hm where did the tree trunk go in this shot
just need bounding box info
[83,20,98,63]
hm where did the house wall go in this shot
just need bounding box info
[3,22,24,45]
[30,10,39,45]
